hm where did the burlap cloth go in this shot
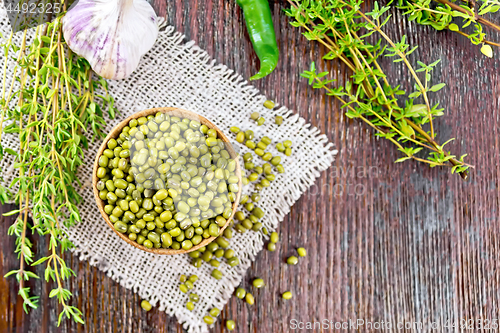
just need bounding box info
[0,9,337,332]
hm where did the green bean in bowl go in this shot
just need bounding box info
[92,107,242,254]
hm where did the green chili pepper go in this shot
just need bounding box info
[236,0,279,80]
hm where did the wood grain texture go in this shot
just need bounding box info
[1,0,500,332]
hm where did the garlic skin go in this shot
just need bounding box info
[63,0,159,80]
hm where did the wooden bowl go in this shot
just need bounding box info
[92,107,242,255]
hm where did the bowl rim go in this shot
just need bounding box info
[92,107,242,255]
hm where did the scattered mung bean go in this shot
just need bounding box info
[211,269,223,280]
[141,300,152,311]
[270,232,279,243]
[253,207,265,219]
[235,287,246,299]
[185,280,194,290]
[245,293,255,305]
[189,293,200,303]
[96,112,240,252]
[245,130,254,140]
[242,219,253,230]
[287,256,299,265]
[235,224,247,233]
[209,259,220,267]
[214,248,225,258]
[262,152,272,161]
[257,141,267,150]
[246,140,256,149]
[215,237,230,248]
[271,156,281,166]
[263,100,275,109]
[227,257,240,267]
[252,222,263,231]
[192,258,202,268]
[224,249,235,259]
[252,278,265,288]
[275,116,283,125]
[226,320,236,331]
[251,193,261,202]
[248,215,258,223]
[236,131,245,143]
[261,136,272,145]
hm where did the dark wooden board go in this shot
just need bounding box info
[1,0,500,332]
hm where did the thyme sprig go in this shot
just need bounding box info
[1,16,116,325]
[398,0,500,56]
[286,0,471,178]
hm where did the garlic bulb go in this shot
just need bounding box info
[63,0,159,80]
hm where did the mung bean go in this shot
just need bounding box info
[270,232,279,243]
[245,293,255,305]
[263,100,275,109]
[235,287,246,299]
[211,269,223,280]
[209,308,220,317]
[252,278,265,288]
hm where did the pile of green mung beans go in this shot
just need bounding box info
[230,127,285,176]
[95,112,240,251]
